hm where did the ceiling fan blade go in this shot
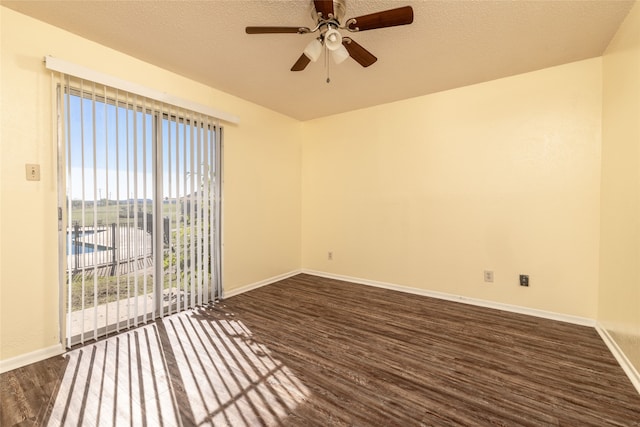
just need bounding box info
[291,54,311,71]
[342,38,377,67]
[314,0,334,19]
[246,26,309,34]
[347,6,414,32]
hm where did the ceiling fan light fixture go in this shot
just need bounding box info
[303,38,323,62]
[331,44,349,64]
[324,28,343,51]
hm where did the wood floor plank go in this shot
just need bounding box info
[1,273,639,426]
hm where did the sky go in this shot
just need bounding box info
[66,93,217,201]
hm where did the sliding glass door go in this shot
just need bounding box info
[56,76,222,347]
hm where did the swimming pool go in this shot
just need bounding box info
[67,231,108,255]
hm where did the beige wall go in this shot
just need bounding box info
[302,58,602,319]
[0,7,301,360]
[600,1,640,373]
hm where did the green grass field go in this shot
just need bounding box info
[68,269,205,311]
[69,201,180,227]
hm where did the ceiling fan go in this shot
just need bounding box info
[245,0,414,72]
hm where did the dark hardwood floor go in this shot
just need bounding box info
[2,273,639,426]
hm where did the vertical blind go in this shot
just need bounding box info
[52,70,223,347]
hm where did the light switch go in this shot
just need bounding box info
[26,164,40,181]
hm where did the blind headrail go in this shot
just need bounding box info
[45,55,240,124]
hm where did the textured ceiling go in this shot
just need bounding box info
[2,0,635,121]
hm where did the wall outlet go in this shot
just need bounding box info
[328,251,333,261]
[519,274,529,287]
[484,270,494,283]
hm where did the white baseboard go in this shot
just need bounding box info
[223,269,302,299]
[596,324,640,395]
[0,344,65,374]
[301,269,596,327]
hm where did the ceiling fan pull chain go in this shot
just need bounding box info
[326,44,331,83]
[325,56,331,83]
